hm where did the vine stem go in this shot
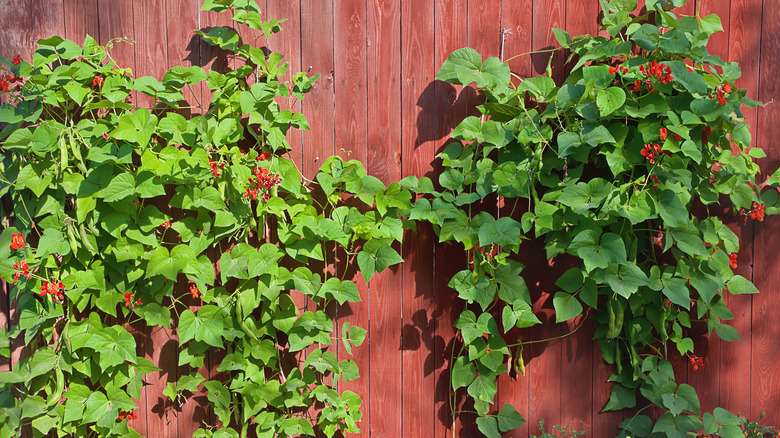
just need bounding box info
[507,309,590,348]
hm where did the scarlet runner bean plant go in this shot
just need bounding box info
[0,1,411,437]
[420,0,780,436]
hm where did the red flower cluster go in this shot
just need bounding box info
[609,64,628,75]
[640,60,673,85]
[209,158,225,177]
[12,260,31,282]
[709,83,732,105]
[40,280,65,303]
[161,220,172,229]
[701,125,713,144]
[653,227,664,248]
[12,55,21,66]
[244,166,281,202]
[190,284,200,299]
[257,152,271,161]
[659,127,682,141]
[118,410,137,420]
[689,354,704,371]
[646,175,661,190]
[10,232,25,251]
[749,202,765,222]
[729,252,738,269]
[124,292,141,309]
[641,143,671,164]
[0,71,22,93]
[92,75,104,87]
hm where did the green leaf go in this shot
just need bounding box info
[597,87,626,116]
[436,48,483,85]
[603,384,636,411]
[91,326,137,368]
[518,76,556,100]
[553,292,584,322]
[727,275,759,294]
[452,356,477,389]
[476,416,501,438]
[467,375,497,403]
[497,404,526,432]
[146,246,188,281]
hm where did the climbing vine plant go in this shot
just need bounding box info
[0,1,411,437]
[421,0,780,436]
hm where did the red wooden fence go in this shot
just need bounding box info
[1,0,779,436]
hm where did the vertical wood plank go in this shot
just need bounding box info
[432,1,468,436]
[528,0,565,432]
[267,0,303,170]
[557,4,599,435]
[401,0,435,436]
[496,4,533,434]
[131,2,179,436]
[300,0,335,180]
[531,0,565,82]
[333,0,370,435]
[687,0,728,419]
[468,0,501,59]
[165,0,201,114]
[753,0,780,426]
[64,0,99,43]
[365,0,402,436]
[97,0,135,78]
[367,0,402,183]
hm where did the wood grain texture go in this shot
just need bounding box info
[300,0,335,180]
[267,0,303,170]
[333,1,370,435]
[528,0,566,432]
[165,0,201,115]
[365,0,403,437]
[401,0,436,437]
[432,1,468,435]
[64,0,99,43]
[752,0,780,424]
[2,0,780,435]
[558,4,599,434]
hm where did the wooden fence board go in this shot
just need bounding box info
[401,0,436,436]
[3,0,780,435]
[300,0,335,180]
[495,4,533,435]
[365,0,403,437]
[753,0,780,423]
[432,1,468,436]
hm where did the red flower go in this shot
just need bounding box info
[124,292,141,309]
[609,66,617,75]
[12,55,20,66]
[161,220,172,229]
[729,252,738,269]
[723,83,732,93]
[672,133,682,141]
[10,233,25,251]
[257,152,271,161]
[190,284,200,299]
[659,128,668,141]
[102,132,109,140]
[12,260,31,283]
[40,280,65,302]
[749,202,765,222]
[92,75,104,87]
[653,227,664,248]
[118,410,137,421]
[208,159,225,177]
[689,354,704,371]
[632,80,641,92]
